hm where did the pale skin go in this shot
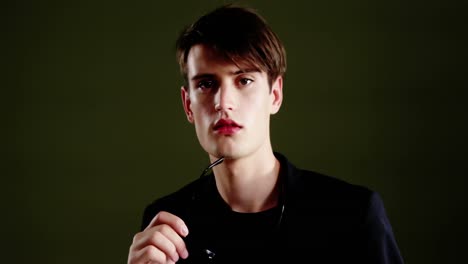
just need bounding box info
[128,44,283,263]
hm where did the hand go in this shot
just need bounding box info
[128,211,190,264]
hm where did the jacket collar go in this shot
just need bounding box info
[273,151,300,209]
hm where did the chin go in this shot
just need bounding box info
[201,137,252,160]
[213,146,251,161]
[203,145,238,160]
[212,150,236,160]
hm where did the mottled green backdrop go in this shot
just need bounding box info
[6,0,467,263]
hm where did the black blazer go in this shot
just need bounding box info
[141,153,404,263]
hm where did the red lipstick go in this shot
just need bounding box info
[213,119,242,135]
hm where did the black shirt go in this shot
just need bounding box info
[184,174,283,263]
[141,153,404,263]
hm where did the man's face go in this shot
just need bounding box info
[181,44,283,160]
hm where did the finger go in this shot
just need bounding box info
[132,225,188,260]
[133,245,167,264]
[145,211,189,237]
[147,230,179,262]
[158,224,189,259]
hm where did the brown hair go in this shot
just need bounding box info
[176,4,287,89]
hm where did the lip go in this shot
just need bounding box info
[213,118,242,135]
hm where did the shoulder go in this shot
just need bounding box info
[292,167,373,203]
[278,153,404,261]
[290,168,374,219]
[276,152,373,207]
[275,152,379,226]
[286,167,403,262]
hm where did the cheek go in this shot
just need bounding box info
[248,93,271,114]
[193,116,208,145]
[192,105,213,132]
[241,99,270,130]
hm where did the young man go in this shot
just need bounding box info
[128,5,403,264]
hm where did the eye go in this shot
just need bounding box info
[239,78,253,86]
[197,79,217,90]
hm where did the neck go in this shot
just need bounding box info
[210,146,281,213]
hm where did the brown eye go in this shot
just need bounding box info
[239,78,253,86]
[198,80,217,90]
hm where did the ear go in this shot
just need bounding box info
[270,76,283,115]
[181,86,194,123]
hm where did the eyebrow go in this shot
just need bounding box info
[190,69,259,81]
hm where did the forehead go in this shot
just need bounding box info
[186,44,260,78]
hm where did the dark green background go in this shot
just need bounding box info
[6,0,467,263]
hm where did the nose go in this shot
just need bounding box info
[214,83,235,112]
